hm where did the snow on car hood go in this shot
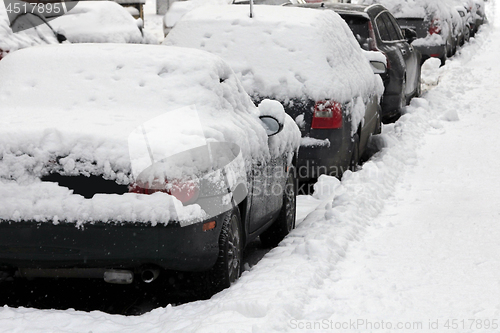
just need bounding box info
[165,5,384,103]
[0,44,300,224]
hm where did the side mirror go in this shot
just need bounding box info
[259,115,283,136]
[258,99,285,136]
[56,33,67,43]
[401,27,418,44]
[370,60,387,74]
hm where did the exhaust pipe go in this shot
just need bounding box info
[140,268,160,283]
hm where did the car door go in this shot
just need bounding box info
[247,156,285,234]
[383,12,419,95]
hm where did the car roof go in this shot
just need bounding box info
[165,4,382,102]
[294,3,388,19]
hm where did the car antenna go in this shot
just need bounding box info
[250,0,254,18]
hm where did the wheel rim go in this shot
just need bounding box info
[227,215,241,282]
[284,172,296,232]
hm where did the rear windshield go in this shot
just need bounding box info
[340,14,371,51]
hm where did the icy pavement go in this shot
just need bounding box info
[1,1,500,332]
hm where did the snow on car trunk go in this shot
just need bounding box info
[0,43,300,224]
[164,5,383,104]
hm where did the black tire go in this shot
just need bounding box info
[206,208,243,294]
[260,166,297,248]
[415,70,422,97]
[349,133,360,172]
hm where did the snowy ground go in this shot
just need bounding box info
[1,1,500,332]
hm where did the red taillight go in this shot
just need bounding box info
[429,18,441,35]
[129,178,200,205]
[311,100,343,129]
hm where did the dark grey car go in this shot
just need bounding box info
[298,3,422,122]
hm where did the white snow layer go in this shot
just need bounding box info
[165,5,384,103]
[0,44,300,223]
[0,1,498,331]
[49,1,156,44]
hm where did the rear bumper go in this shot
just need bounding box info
[413,44,446,60]
[0,215,225,273]
[296,143,350,181]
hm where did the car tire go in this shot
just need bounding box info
[415,70,422,97]
[349,134,360,172]
[399,75,407,112]
[206,207,243,294]
[260,166,297,248]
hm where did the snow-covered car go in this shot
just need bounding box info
[165,5,384,182]
[0,44,300,294]
[299,3,421,122]
[47,1,155,44]
[464,0,487,36]
[0,2,66,60]
[359,0,459,64]
[455,5,472,45]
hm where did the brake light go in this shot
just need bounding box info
[311,100,342,129]
[129,178,200,205]
[429,18,441,35]
[0,48,7,61]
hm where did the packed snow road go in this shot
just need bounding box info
[1,1,499,332]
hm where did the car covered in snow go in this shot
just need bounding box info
[297,3,421,122]
[165,5,384,182]
[359,0,461,64]
[47,1,155,44]
[0,44,301,294]
[0,2,66,60]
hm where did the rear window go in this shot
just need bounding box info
[340,14,371,51]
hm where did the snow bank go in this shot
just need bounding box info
[0,43,300,223]
[49,1,156,44]
[165,5,384,103]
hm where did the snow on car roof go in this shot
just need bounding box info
[165,5,383,103]
[48,1,153,44]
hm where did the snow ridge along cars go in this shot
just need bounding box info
[165,5,384,182]
[0,44,301,294]
[297,3,422,122]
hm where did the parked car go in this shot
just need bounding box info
[297,3,421,122]
[0,2,66,60]
[0,44,300,294]
[360,0,459,65]
[455,5,472,45]
[47,1,155,44]
[165,5,384,182]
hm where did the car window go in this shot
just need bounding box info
[385,13,405,40]
[381,13,401,41]
[340,14,371,51]
[375,14,391,41]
